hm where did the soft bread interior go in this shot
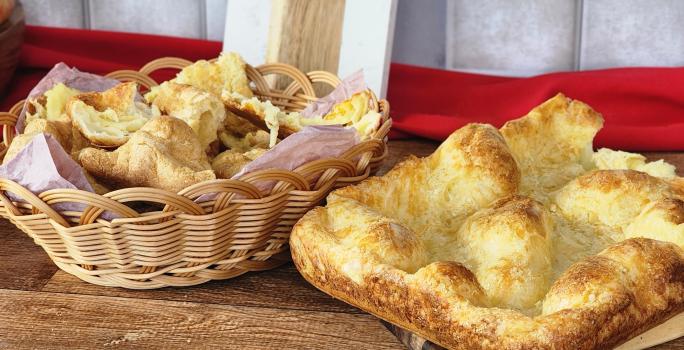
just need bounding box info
[68,82,159,147]
[145,81,226,151]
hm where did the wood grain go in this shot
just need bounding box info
[42,264,362,314]
[0,220,57,291]
[618,313,684,350]
[0,289,403,350]
[267,0,345,93]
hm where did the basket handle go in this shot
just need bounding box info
[139,57,193,75]
[39,189,139,225]
[0,112,17,159]
[104,187,205,216]
[105,70,159,90]
[177,179,264,212]
[238,169,311,194]
[0,178,71,227]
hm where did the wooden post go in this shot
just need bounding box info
[224,0,396,98]
[266,0,346,93]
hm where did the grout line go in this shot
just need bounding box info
[444,0,453,70]
[82,0,91,29]
[200,0,208,40]
[573,0,585,71]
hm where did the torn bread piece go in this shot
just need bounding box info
[68,82,160,147]
[223,90,381,147]
[25,83,80,125]
[219,129,269,153]
[78,116,215,193]
[593,148,676,179]
[147,52,253,101]
[18,82,91,158]
[3,119,72,164]
[145,82,226,151]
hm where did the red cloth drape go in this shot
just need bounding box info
[2,26,684,151]
[387,64,684,150]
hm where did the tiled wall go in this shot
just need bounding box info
[22,0,227,40]
[21,0,684,76]
[393,0,684,75]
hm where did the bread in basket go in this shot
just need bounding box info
[290,93,684,349]
[0,56,391,289]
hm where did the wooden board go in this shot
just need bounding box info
[223,0,397,97]
[266,0,345,93]
[0,289,401,349]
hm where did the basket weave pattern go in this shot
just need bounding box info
[0,57,391,289]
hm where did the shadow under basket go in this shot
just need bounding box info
[0,57,392,289]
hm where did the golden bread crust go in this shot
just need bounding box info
[68,82,158,147]
[290,93,684,349]
[78,115,215,193]
[145,82,226,151]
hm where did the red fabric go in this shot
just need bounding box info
[387,64,684,151]
[2,26,684,151]
[0,26,222,111]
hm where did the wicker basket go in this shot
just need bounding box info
[0,57,391,289]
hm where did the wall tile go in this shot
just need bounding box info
[205,0,227,41]
[89,0,203,38]
[447,0,579,75]
[580,0,684,69]
[391,0,446,69]
[22,0,84,28]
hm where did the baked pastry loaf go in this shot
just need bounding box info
[145,81,226,151]
[290,93,684,349]
[78,115,215,193]
[68,82,160,147]
[223,90,381,147]
[11,83,90,160]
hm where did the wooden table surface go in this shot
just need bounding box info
[0,139,683,349]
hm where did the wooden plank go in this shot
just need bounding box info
[0,220,57,291]
[42,264,362,314]
[0,289,403,350]
[267,0,345,93]
[617,313,684,350]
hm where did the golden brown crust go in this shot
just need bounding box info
[290,93,684,349]
[500,93,603,200]
[68,82,157,147]
[331,123,520,238]
[78,115,215,193]
[3,118,73,164]
[292,215,684,349]
[145,82,226,151]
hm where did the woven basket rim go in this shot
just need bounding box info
[0,57,392,228]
